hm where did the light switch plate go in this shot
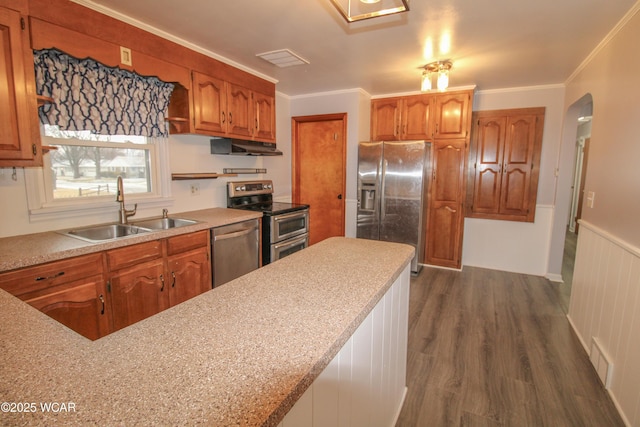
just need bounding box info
[120,46,132,66]
[586,191,595,208]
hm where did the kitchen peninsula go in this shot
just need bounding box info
[0,237,413,426]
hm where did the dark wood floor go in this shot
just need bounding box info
[395,265,624,427]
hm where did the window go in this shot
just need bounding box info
[43,126,154,201]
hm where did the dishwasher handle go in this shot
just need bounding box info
[213,226,256,242]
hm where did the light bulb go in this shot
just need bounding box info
[437,69,449,91]
[421,71,432,92]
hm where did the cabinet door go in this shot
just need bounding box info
[0,7,41,166]
[402,95,432,140]
[254,91,275,142]
[168,247,211,307]
[471,116,506,215]
[26,277,110,341]
[427,139,467,268]
[192,71,226,133]
[371,98,401,141]
[226,83,253,138]
[109,259,167,332]
[500,114,537,216]
[433,93,470,139]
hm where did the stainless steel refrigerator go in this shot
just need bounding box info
[356,140,430,274]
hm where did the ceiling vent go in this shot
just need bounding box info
[256,49,310,68]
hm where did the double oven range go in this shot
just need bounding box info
[227,180,309,265]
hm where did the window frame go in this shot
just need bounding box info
[25,132,173,223]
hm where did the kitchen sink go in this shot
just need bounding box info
[60,223,153,243]
[131,217,197,230]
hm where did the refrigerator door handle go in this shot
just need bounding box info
[381,158,388,221]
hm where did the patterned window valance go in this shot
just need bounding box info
[34,49,174,138]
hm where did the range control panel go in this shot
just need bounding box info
[228,180,274,197]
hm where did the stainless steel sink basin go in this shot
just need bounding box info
[132,217,197,230]
[60,223,152,243]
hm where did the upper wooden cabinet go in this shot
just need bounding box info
[467,107,545,222]
[371,90,471,142]
[371,95,432,141]
[170,71,276,142]
[433,92,471,139]
[0,6,42,167]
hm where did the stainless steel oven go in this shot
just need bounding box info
[227,180,310,265]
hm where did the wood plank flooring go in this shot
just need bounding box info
[396,266,624,427]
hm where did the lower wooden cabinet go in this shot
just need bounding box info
[0,230,211,339]
[0,252,110,340]
[108,230,211,332]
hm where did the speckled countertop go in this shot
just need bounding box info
[0,208,262,272]
[0,237,414,426]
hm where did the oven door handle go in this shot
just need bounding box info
[213,226,256,242]
[273,210,307,221]
[273,234,308,250]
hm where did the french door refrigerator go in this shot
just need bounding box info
[356,140,430,274]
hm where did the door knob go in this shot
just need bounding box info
[337,194,343,199]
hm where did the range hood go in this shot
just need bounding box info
[210,138,283,156]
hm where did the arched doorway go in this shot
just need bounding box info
[548,94,593,312]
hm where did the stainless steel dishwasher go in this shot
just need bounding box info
[211,218,260,287]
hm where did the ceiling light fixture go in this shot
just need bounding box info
[330,0,410,23]
[421,60,452,92]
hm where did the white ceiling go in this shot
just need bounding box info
[77,0,636,96]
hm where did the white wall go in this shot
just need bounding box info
[565,4,640,425]
[462,85,565,276]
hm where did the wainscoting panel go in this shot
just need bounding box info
[568,221,640,426]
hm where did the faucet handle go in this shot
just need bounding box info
[162,208,168,218]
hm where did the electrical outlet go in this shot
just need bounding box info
[190,184,200,196]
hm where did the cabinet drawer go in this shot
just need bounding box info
[107,240,162,270]
[167,230,209,256]
[0,252,104,299]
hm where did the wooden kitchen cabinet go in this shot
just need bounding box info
[433,92,471,139]
[370,94,432,141]
[0,6,42,167]
[0,252,110,340]
[177,71,275,142]
[426,139,469,268]
[107,230,211,332]
[467,107,545,222]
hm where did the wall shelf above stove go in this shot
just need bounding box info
[171,173,238,180]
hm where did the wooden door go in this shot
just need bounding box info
[192,71,226,133]
[292,114,346,245]
[253,92,276,142]
[226,83,253,138]
[426,139,467,268]
[371,98,401,141]
[0,7,41,166]
[109,259,167,331]
[26,278,110,340]
[402,94,432,140]
[167,247,211,306]
[433,92,470,139]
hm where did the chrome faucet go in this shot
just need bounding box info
[116,175,137,224]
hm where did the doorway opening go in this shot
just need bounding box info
[556,96,593,312]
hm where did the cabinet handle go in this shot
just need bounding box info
[160,274,165,292]
[171,271,176,288]
[99,294,105,315]
[229,112,233,124]
[445,206,457,213]
[34,271,65,281]
[222,112,226,124]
